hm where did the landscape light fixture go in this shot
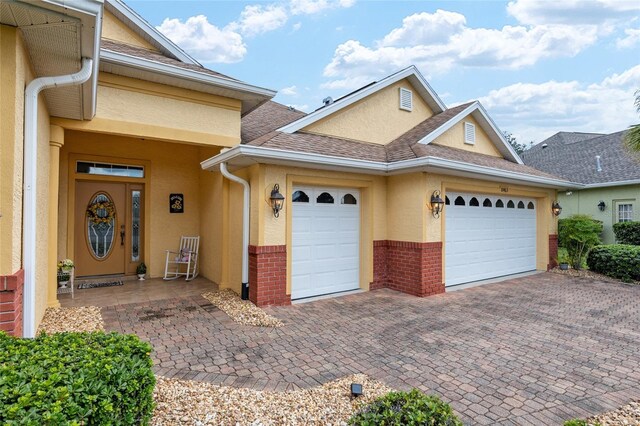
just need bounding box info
[552,201,562,216]
[598,200,606,211]
[430,190,445,218]
[270,184,285,218]
[350,383,363,398]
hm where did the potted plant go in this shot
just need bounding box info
[57,259,74,288]
[136,262,147,280]
[558,251,570,270]
[57,259,74,273]
[57,272,71,288]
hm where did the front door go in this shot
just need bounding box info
[74,181,143,277]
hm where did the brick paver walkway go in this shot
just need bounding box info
[101,272,640,424]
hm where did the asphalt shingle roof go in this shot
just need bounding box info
[521,131,640,184]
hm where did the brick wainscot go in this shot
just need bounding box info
[248,245,290,307]
[0,269,24,337]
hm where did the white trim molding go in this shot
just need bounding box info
[583,179,640,189]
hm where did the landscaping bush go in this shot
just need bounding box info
[587,244,640,282]
[558,215,603,269]
[613,221,640,245]
[0,331,155,425]
[348,389,462,426]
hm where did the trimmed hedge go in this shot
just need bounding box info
[587,244,640,282]
[349,389,462,425]
[613,221,640,245]
[0,331,155,425]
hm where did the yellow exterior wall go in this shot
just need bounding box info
[431,114,503,158]
[387,173,428,243]
[51,73,242,147]
[303,80,434,145]
[102,10,158,51]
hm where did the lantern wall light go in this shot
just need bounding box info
[552,201,562,216]
[597,200,606,211]
[270,184,285,218]
[429,190,445,218]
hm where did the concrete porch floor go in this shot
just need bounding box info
[58,276,218,308]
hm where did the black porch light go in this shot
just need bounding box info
[350,382,363,398]
[552,201,562,216]
[430,190,445,218]
[597,200,606,211]
[270,184,285,218]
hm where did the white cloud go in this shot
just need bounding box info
[322,10,599,90]
[289,0,355,15]
[617,28,640,49]
[229,4,289,37]
[281,85,298,95]
[292,22,302,32]
[476,65,640,143]
[507,0,640,26]
[157,15,246,63]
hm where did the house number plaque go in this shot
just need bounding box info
[170,193,184,213]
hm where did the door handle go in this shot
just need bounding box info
[120,225,125,246]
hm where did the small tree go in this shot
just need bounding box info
[558,215,603,269]
[503,131,531,155]
[625,89,640,152]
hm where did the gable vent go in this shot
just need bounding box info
[399,87,413,111]
[464,122,476,145]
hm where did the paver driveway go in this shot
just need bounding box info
[102,272,640,425]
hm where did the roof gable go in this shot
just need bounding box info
[278,66,446,135]
[102,10,157,51]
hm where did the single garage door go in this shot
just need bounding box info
[291,187,360,300]
[445,192,537,287]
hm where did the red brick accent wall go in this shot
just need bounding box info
[248,245,290,307]
[548,234,559,270]
[0,269,24,337]
[372,240,444,297]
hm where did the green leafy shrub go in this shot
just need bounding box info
[564,420,601,426]
[558,215,602,269]
[613,221,640,245]
[348,389,462,426]
[0,331,155,425]
[587,244,640,282]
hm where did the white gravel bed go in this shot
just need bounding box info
[37,306,104,334]
[586,400,640,425]
[202,289,283,327]
[152,374,391,426]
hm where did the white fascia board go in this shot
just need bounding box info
[200,145,578,189]
[100,50,276,98]
[417,102,478,146]
[583,179,640,189]
[277,65,446,134]
[106,0,197,65]
[475,102,523,164]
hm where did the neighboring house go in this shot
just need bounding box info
[522,131,640,243]
[1,0,570,338]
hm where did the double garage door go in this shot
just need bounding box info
[445,192,537,287]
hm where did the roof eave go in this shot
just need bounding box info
[582,179,640,189]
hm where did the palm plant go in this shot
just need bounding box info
[625,89,640,151]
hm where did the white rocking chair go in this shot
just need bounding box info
[163,236,200,281]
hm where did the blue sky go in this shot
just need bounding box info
[129,0,640,144]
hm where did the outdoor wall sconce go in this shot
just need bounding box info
[429,190,445,218]
[598,200,606,211]
[350,383,363,398]
[270,184,285,218]
[552,201,562,216]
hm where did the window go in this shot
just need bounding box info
[292,191,309,203]
[507,200,515,209]
[454,196,465,206]
[399,87,413,111]
[527,202,535,210]
[469,197,479,207]
[316,192,334,204]
[464,122,475,145]
[445,196,450,205]
[618,203,633,222]
[76,161,144,178]
[341,194,357,205]
[483,198,492,207]
[517,201,525,209]
[496,199,504,208]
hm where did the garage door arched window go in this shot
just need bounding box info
[483,198,492,207]
[445,196,450,205]
[469,197,479,207]
[341,193,357,205]
[316,192,335,204]
[454,196,465,206]
[496,199,504,208]
[507,200,515,208]
[527,202,535,209]
[292,190,309,203]
[517,201,525,209]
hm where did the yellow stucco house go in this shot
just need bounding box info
[1,0,572,338]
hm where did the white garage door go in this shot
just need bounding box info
[292,187,360,300]
[445,192,537,287]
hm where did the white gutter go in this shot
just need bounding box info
[582,179,640,189]
[219,163,250,300]
[201,145,581,189]
[23,58,94,338]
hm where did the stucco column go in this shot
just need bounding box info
[47,125,64,308]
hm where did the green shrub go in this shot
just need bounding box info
[348,389,462,426]
[558,215,602,269]
[613,221,640,245]
[564,420,601,426]
[0,331,155,425]
[587,244,640,282]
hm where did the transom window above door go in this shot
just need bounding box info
[76,161,144,178]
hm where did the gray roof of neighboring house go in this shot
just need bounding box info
[521,131,640,185]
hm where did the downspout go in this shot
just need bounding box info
[219,163,250,300]
[23,58,94,338]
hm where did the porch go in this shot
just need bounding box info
[58,276,218,308]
